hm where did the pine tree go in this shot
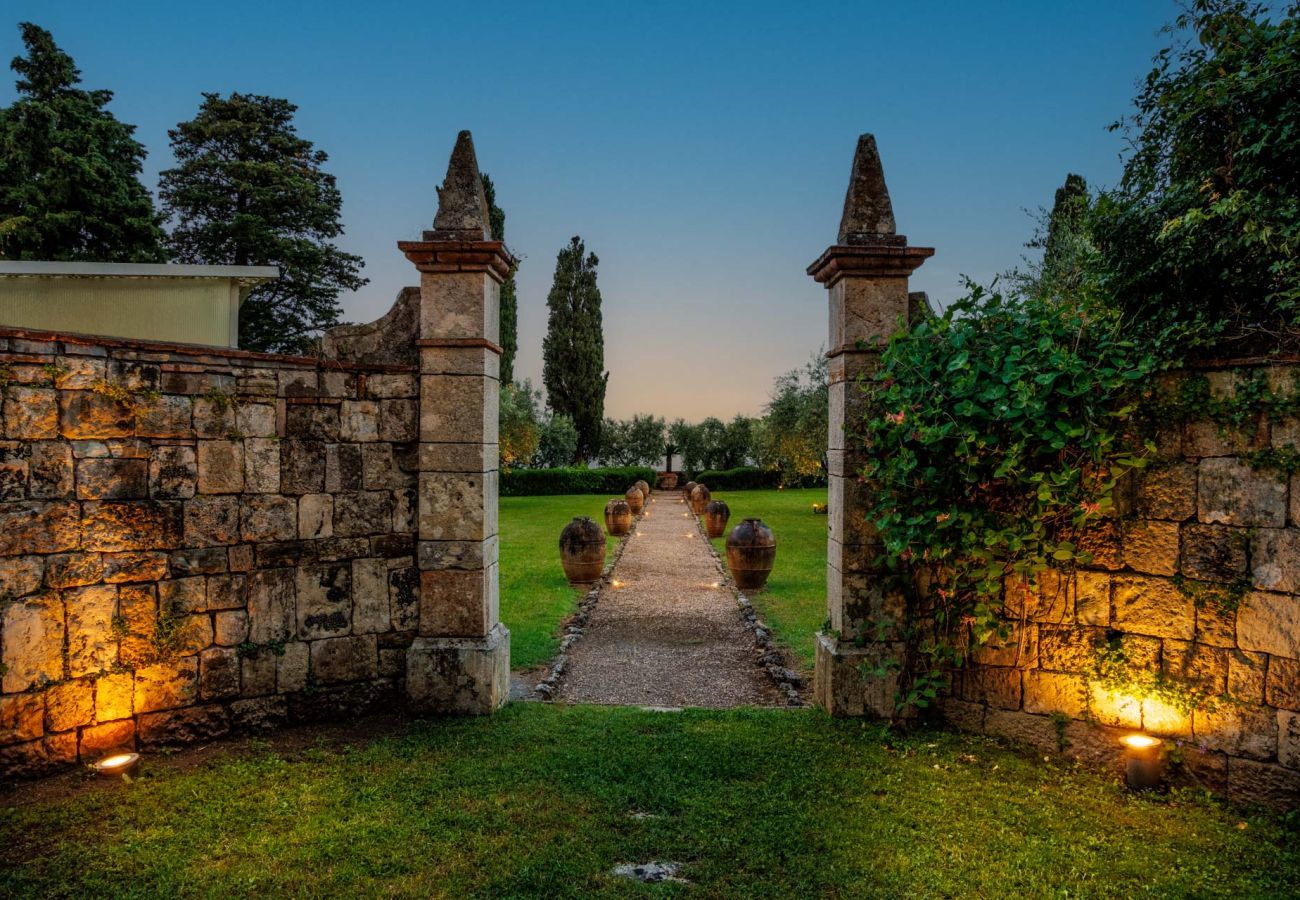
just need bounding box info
[542,236,607,462]
[0,23,166,261]
[481,173,518,382]
[158,93,365,353]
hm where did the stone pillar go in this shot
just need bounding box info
[807,135,933,717]
[400,131,513,714]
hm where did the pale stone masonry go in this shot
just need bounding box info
[0,131,509,777]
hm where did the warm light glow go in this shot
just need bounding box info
[612,580,624,588]
[711,581,720,588]
[99,753,135,768]
[93,751,141,778]
[1120,734,1160,750]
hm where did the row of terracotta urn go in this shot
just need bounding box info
[679,481,777,591]
[557,479,653,585]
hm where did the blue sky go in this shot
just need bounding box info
[2,1,1176,419]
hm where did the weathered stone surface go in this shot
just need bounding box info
[1078,519,1122,570]
[66,584,116,677]
[1185,419,1262,458]
[309,634,377,683]
[360,444,404,491]
[956,668,1021,709]
[277,641,309,692]
[1267,656,1300,710]
[80,719,136,756]
[133,657,199,713]
[236,402,276,438]
[1163,639,1228,693]
[334,491,392,537]
[405,625,510,715]
[228,544,254,573]
[95,671,134,721]
[75,457,147,500]
[197,440,244,493]
[1198,457,1286,527]
[418,471,495,541]
[1112,575,1195,640]
[1022,670,1086,718]
[243,438,280,493]
[0,501,79,554]
[191,396,236,438]
[6,387,58,439]
[281,440,326,493]
[1181,524,1247,583]
[44,679,93,732]
[107,438,151,459]
[206,574,245,611]
[137,703,229,749]
[417,538,496,571]
[229,696,288,733]
[51,356,104,390]
[340,401,380,442]
[1086,684,1142,728]
[160,576,207,615]
[420,374,496,443]
[247,568,295,644]
[0,693,44,745]
[28,442,73,498]
[1037,625,1101,673]
[982,709,1060,754]
[285,405,339,441]
[298,493,333,539]
[325,443,362,492]
[351,558,390,634]
[199,647,241,700]
[428,130,491,239]
[1,593,65,691]
[115,585,157,666]
[838,134,897,242]
[214,609,249,646]
[0,555,43,598]
[102,551,168,584]
[58,390,132,439]
[1226,757,1300,808]
[43,552,101,589]
[1194,602,1237,647]
[184,494,240,546]
[170,546,228,575]
[1197,703,1278,760]
[365,373,418,399]
[148,445,196,499]
[1251,528,1300,593]
[1135,462,1197,521]
[389,566,419,631]
[1143,698,1193,737]
[241,651,277,696]
[1122,520,1179,576]
[82,500,182,551]
[379,399,417,442]
[134,395,192,439]
[1238,590,1300,659]
[296,564,351,639]
[240,494,297,542]
[419,567,496,638]
[0,442,29,500]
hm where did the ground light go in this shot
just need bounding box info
[93,752,141,781]
[1120,734,1162,791]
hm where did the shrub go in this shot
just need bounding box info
[695,467,784,490]
[500,466,656,497]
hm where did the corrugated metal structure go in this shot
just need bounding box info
[0,261,278,348]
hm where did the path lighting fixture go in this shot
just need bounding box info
[1120,734,1163,791]
[93,752,141,781]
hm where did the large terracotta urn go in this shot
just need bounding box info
[726,518,776,591]
[604,499,633,536]
[704,499,730,538]
[634,479,651,499]
[657,472,679,490]
[690,484,711,516]
[682,481,698,502]
[560,517,606,586]
[624,486,646,515]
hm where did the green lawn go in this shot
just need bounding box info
[707,487,828,672]
[3,704,1295,897]
[500,493,620,669]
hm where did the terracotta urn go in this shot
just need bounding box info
[624,485,645,515]
[682,481,698,502]
[690,483,712,516]
[634,479,651,498]
[657,472,679,490]
[604,499,633,536]
[726,518,777,591]
[559,516,606,586]
[704,499,730,538]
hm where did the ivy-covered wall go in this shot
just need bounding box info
[943,363,1300,808]
[0,321,421,777]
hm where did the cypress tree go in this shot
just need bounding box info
[542,236,607,462]
[481,173,518,383]
[158,93,365,354]
[0,23,166,261]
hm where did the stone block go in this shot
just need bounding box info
[418,345,499,378]
[240,651,277,696]
[134,395,193,439]
[237,368,278,397]
[419,566,497,638]
[309,634,377,684]
[1122,520,1180,576]
[1,593,65,691]
[827,474,878,549]
[1267,656,1300,710]
[365,373,418,399]
[1142,698,1192,737]
[285,405,339,441]
[389,566,419,631]
[39,680,90,733]
[0,442,28,501]
[1184,419,1262,458]
[75,457,148,500]
[228,544,254,573]
[0,555,43,598]
[1198,457,1286,527]
[298,493,333,539]
[148,445,196,499]
[51,356,104,390]
[418,442,495,474]
[247,568,295,644]
[95,671,134,721]
[170,546,228,575]
[1135,463,1197,521]
[206,574,246,611]
[340,400,380,442]
[197,440,244,493]
[419,374,496,443]
[1194,602,1237,648]
[1280,711,1300,770]
[1238,590,1300,659]
[352,558,391,634]
[243,438,281,493]
[361,444,405,490]
[102,551,168,584]
[296,563,351,639]
[107,438,151,459]
[214,609,249,646]
[1162,639,1228,694]
[0,501,79,554]
[379,398,417,442]
[240,494,297,542]
[956,667,1021,709]
[417,538,497,572]
[133,657,199,713]
[1074,571,1111,625]
[1086,684,1142,728]
[1196,703,1278,760]
[1022,670,1086,717]
[192,397,236,438]
[82,500,182,551]
[66,584,116,677]
[236,402,276,438]
[229,696,288,733]
[80,719,135,756]
[199,646,241,700]
[1037,625,1101,673]
[277,641,309,692]
[184,494,240,547]
[418,471,496,541]
[1226,757,1300,808]
[279,369,318,397]
[334,490,393,537]
[325,443,363,492]
[282,440,326,494]
[417,271,498,342]
[58,390,132,439]
[1181,524,1248,583]
[6,387,58,439]
[160,576,206,615]
[1251,528,1300,592]
[1077,519,1122,570]
[405,624,509,715]
[43,552,103,589]
[1111,575,1194,640]
[29,442,73,498]
[137,704,229,750]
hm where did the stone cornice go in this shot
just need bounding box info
[806,244,934,286]
[398,240,516,283]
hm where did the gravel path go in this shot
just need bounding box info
[555,491,782,708]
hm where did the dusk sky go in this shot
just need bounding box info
[3,1,1175,420]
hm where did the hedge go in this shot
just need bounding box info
[500,466,658,497]
[693,467,826,490]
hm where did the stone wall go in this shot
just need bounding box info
[0,324,421,775]
[943,363,1300,808]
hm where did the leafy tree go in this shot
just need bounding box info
[534,413,578,468]
[759,351,828,484]
[481,173,519,383]
[697,417,728,470]
[718,415,757,469]
[158,93,365,353]
[499,380,541,471]
[600,414,665,466]
[1011,174,1097,303]
[542,236,607,461]
[1092,0,1300,354]
[0,23,166,261]
[668,419,704,473]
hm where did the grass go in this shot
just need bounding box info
[500,493,620,669]
[2,703,1295,897]
[707,487,828,672]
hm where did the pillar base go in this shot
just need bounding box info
[405,623,510,715]
[813,632,899,718]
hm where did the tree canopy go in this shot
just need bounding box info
[542,236,607,462]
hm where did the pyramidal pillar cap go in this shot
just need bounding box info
[426,130,491,241]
